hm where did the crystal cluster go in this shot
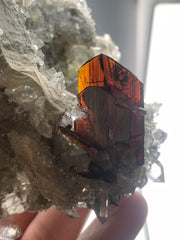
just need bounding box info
[0,0,166,229]
[144,103,167,182]
[0,219,22,240]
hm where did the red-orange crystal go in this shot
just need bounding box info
[75,54,144,166]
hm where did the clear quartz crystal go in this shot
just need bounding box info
[0,28,4,37]
[5,86,38,104]
[60,92,85,128]
[0,219,22,240]
[0,70,5,82]
[99,198,109,223]
[63,208,80,219]
[1,173,30,217]
[1,194,24,216]
[96,190,109,223]
[144,103,167,182]
[148,159,164,182]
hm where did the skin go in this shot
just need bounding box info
[9,192,147,240]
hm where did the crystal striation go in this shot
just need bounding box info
[0,0,166,224]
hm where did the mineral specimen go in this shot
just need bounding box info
[0,0,166,235]
[73,54,144,178]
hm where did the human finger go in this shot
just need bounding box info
[78,192,147,240]
[21,206,90,240]
[9,211,37,239]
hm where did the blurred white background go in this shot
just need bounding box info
[137,4,180,240]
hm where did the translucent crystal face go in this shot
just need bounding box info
[1,172,30,217]
[0,28,4,37]
[144,104,167,182]
[60,55,166,221]
[58,54,145,221]
[0,219,22,239]
[75,54,144,164]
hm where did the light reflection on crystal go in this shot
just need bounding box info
[77,201,87,208]
[144,103,167,182]
[1,193,25,216]
[75,23,80,30]
[152,129,167,146]
[148,159,165,182]
[5,86,38,104]
[63,209,80,219]
[60,94,85,129]
[82,188,87,192]
[0,70,5,81]
[0,28,4,36]
[92,46,101,51]
[33,44,38,50]
[0,219,22,240]
[1,173,30,217]
[97,191,109,223]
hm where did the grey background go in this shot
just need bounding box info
[87,0,138,75]
[87,0,180,84]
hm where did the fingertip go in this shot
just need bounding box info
[21,206,91,240]
[9,211,37,233]
[116,191,148,239]
[79,191,148,240]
